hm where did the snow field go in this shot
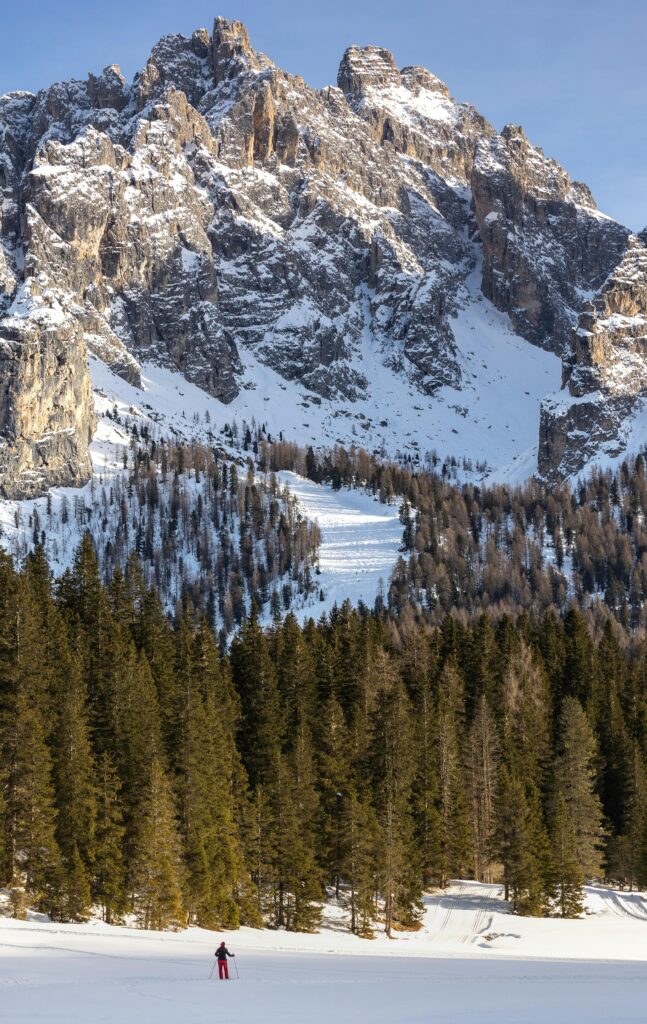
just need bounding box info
[3,882,647,1023]
[275,471,403,619]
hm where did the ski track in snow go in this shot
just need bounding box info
[3,881,647,1023]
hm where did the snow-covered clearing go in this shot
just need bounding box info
[276,471,402,618]
[3,882,647,1023]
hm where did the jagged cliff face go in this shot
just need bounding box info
[0,285,94,498]
[0,16,645,496]
[539,240,647,480]
[471,127,630,354]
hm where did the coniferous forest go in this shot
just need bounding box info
[3,530,647,934]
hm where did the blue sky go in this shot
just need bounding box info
[2,0,645,229]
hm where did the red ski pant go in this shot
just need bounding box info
[218,959,229,979]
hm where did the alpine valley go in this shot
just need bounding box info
[7,18,647,1020]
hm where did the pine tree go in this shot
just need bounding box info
[230,611,284,789]
[269,754,322,931]
[131,758,184,930]
[248,783,276,922]
[368,655,423,935]
[496,769,553,916]
[137,587,181,759]
[288,714,322,930]
[553,697,605,878]
[4,683,62,910]
[272,613,316,744]
[51,633,96,920]
[551,792,585,917]
[589,623,631,836]
[436,663,473,886]
[468,695,499,883]
[59,842,92,922]
[501,640,551,790]
[93,753,127,923]
[562,608,596,706]
[405,633,442,889]
[177,623,247,928]
[519,786,554,916]
[316,696,352,897]
[112,649,165,857]
[57,535,123,756]
[342,791,380,936]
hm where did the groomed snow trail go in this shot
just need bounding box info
[276,471,403,618]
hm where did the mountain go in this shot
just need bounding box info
[0,16,645,499]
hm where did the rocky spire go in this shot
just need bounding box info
[337,45,400,102]
[86,65,128,111]
[211,17,260,83]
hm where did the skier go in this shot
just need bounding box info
[215,940,235,980]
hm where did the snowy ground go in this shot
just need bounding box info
[276,471,403,619]
[3,882,647,1023]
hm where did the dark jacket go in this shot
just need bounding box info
[216,945,233,960]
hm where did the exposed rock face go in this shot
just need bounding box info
[338,45,495,182]
[87,65,129,111]
[211,17,261,83]
[471,125,630,354]
[0,285,94,498]
[539,238,647,480]
[0,18,645,495]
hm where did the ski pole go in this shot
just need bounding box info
[233,957,239,980]
[208,959,216,980]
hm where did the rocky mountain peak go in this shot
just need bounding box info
[500,122,526,143]
[0,16,645,497]
[211,16,260,83]
[400,66,450,98]
[336,43,488,184]
[86,64,128,111]
[337,45,400,100]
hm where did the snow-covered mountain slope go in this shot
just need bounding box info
[0,16,644,500]
[3,881,647,1024]
[0,360,405,627]
[0,302,556,624]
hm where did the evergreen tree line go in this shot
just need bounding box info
[4,432,321,639]
[3,539,647,931]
